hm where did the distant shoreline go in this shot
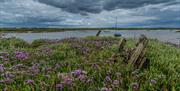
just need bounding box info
[0,28,180,33]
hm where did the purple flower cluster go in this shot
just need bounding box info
[14,51,29,60]
[0,78,13,84]
[64,77,73,85]
[112,80,119,87]
[1,73,15,79]
[0,64,5,72]
[56,83,64,90]
[39,47,53,56]
[131,82,139,90]
[10,64,26,71]
[71,69,88,82]
[105,76,112,82]
[29,63,40,75]
[26,79,34,85]
[101,87,112,91]
[61,38,119,55]
[0,52,9,61]
[72,69,85,76]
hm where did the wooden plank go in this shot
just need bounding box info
[128,43,145,66]
[128,35,148,69]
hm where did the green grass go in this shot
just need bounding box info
[0,37,179,91]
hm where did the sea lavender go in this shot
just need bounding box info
[0,64,5,72]
[10,64,25,70]
[72,69,82,76]
[105,76,112,82]
[26,79,34,85]
[14,51,29,60]
[0,52,9,61]
[44,66,53,74]
[72,69,87,76]
[131,82,139,90]
[101,87,112,91]
[1,73,15,79]
[56,83,64,90]
[150,79,157,85]
[112,80,119,87]
[64,77,73,85]
[29,63,40,75]
[78,74,87,82]
[39,47,53,56]
[0,78,13,84]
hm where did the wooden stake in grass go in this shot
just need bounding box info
[96,30,102,36]
[118,38,126,52]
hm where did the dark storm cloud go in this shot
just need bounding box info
[103,0,174,10]
[0,0,180,28]
[37,0,103,15]
[37,0,175,14]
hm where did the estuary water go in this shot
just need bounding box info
[4,30,180,44]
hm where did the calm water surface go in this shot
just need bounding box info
[4,30,180,44]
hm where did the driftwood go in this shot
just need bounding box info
[114,35,149,69]
[128,35,149,69]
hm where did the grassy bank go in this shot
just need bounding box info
[0,37,180,91]
[0,28,180,33]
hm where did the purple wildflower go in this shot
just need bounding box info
[72,69,82,76]
[26,79,34,85]
[72,69,87,76]
[0,64,5,72]
[55,64,61,69]
[56,83,64,89]
[131,82,139,90]
[101,87,112,91]
[10,64,25,70]
[64,77,73,85]
[14,51,29,60]
[78,74,87,82]
[39,47,53,56]
[0,52,9,61]
[44,66,53,73]
[0,78,13,84]
[2,73,15,79]
[112,80,119,87]
[29,63,40,75]
[105,76,112,82]
[150,79,157,85]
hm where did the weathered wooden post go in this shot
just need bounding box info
[128,35,149,69]
[118,38,126,52]
[96,30,102,36]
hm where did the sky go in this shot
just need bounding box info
[0,0,180,28]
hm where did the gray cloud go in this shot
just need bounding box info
[37,0,176,14]
[0,0,179,28]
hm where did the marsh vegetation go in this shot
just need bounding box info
[0,36,179,91]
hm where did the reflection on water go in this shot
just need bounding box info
[4,30,180,44]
